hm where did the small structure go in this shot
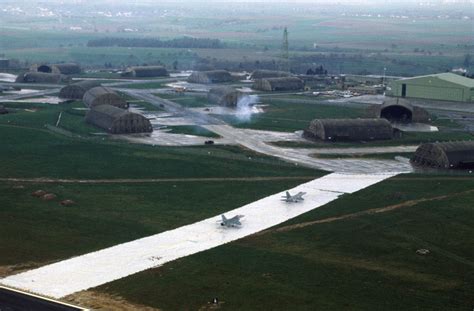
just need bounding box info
[416,249,430,255]
[85,104,153,134]
[121,66,168,78]
[31,190,47,197]
[411,141,474,169]
[42,193,57,201]
[15,72,70,84]
[250,70,292,80]
[252,77,304,92]
[208,86,243,107]
[60,199,76,206]
[374,98,430,123]
[187,70,233,84]
[59,80,101,99]
[83,86,127,109]
[30,63,81,75]
[389,72,474,103]
[304,118,393,141]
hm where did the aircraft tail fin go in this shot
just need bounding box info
[221,215,227,222]
[286,191,291,198]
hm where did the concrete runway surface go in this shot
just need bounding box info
[1,172,399,298]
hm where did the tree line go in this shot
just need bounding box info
[87,37,224,49]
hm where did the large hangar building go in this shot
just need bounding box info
[85,104,153,134]
[303,118,393,142]
[411,141,474,169]
[389,73,474,103]
[83,86,127,109]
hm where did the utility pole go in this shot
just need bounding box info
[281,27,289,72]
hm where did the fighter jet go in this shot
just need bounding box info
[281,191,306,203]
[220,214,244,227]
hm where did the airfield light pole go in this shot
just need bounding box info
[383,67,387,95]
[382,67,387,87]
[281,27,289,72]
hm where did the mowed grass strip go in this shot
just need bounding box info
[0,179,309,270]
[0,126,319,180]
[216,99,366,132]
[0,101,319,179]
[95,176,474,310]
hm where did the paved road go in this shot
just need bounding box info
[0,88,60,100]
[118,89,413,173]
[0,286,86,311]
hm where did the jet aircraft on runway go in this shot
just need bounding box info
[220,214,244,227]
[281,191,306,203]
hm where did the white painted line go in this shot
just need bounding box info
[0,172,399,298]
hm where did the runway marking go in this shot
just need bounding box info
[0,172,399,298]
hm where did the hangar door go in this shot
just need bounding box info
[406,85,464,102]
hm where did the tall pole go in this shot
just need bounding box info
[281,27,289,72]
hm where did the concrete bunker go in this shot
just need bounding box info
[252,77,304,92]
[378,98,429,123]
[59,80,102,99]
[31,63,81,75]
[187,70,233,84]
[207,86,244,107]
[121,66,168,78]
[15,72,71,84]
[85,104,153,134]
[303,118,393,142]
[411,141,474,169]
[83,86,127,109]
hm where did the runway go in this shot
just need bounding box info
[0,172,399,298]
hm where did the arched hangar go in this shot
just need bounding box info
[411,141,474,169]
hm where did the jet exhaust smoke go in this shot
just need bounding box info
[235,94,260,122]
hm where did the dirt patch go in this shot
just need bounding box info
[0,262,46,278]
[65,290,161,311]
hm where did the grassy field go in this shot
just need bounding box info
[0,98,321,270]
[166,125,221,138]
[313,152,415,160]
[0,179,312,269]
[129,101,163,112]
[271,130,474,149]
[95,174,474,310]
[157,94,211,108]
[119,82,166,89]
[216,99,367,132]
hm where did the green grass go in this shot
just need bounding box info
[0,126,318,180]
[129,101,163,112]
[216,99,367,132]
[97,175,474,310]
[270,130,473,148]
[313,152,414,160]
[166,125,221,138]
[156,94,211,108]
[0,100,319,179]
[119,82,165,89]
[0,179,310,267]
